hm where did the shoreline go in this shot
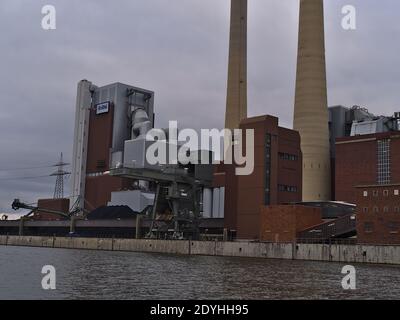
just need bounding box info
[2,235,400,266]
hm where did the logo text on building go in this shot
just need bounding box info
[96,102,110,115]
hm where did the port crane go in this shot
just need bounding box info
[11,199,75,220]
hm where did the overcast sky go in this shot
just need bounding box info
[0,0,399,213]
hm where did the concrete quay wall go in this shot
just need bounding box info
[1,236,400,265]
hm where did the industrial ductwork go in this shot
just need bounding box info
[131,108,152,140]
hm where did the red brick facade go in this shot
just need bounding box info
[35,198,70,221]
[260,205,322,243]
[336,132,400,204]
[86,104,115,174]
[219,115,302,240]
[85,103,131,210]
[84,175,131,211]
[356,184,400,244]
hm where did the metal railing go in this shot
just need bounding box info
[296,238,357,245]
[297,214,357,241]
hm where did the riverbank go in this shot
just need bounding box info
[1,235,400,265]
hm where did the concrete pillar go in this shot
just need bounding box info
[212,188,220,218]
[293,0,331,201]
[223,228,228,242]
[219,187,225,218]
[202,188,213,218]
[136,215,142,239]
[69,216,76,234]
[225,0,247,130]
[18,217,25,236]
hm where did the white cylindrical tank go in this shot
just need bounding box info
[218,187,225,218]
[212,188,220,219]
[202,188,213,218]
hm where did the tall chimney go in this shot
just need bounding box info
[225,0,247,130]
[293,0,331,201]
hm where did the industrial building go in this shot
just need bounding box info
[1,74,226,238]
[331,111,400,245]
[329,105,400,159]
[335,131,400,205]
[69,79,225,239]
[329,106,399,156]
[71,80,155,212]
[259,205,322,243]
[35,199,70,221]
[329,105,400,198]
[218,0,341,241]
[215,115,303,240]
[216,0,360,243]
[3,1,400,247]
[355,184,400,244]
[3,1,248,239]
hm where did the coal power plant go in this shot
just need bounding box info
[4,79,224,240]
[2,0,400,247]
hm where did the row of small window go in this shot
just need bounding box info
[278,185,298,193]
[278,153,298,161]
[363,190,400,197]
[361,207,400,214]
[364,222,399,233]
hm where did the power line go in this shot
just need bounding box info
[0,164,68,173]
[0,175,52,181]
[0,158,71,181]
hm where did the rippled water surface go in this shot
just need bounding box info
[1,246,400,300]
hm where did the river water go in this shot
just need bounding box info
[0,246,399,300]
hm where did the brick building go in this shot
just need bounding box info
[84,102,131,211]
[259,205,322,243]
[355,184,400,244]
[335,132,400,204]
[219,115,303,239]
[35,198,70,221]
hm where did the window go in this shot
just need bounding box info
[373,190,379,197]
[377,139,391,185]
[362,207,369,213]
[96,159,106,169]
[384,206,390,213]
[383,190,389,197]
[278,152,298,161]
[373,206,379,213]
[388,222,400,234]
[265,134,271,205]
[395,190,399,196]
[278,185,298,193]
[363,191,368,197]
[394,207,400,213]
[364,222,374,233]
